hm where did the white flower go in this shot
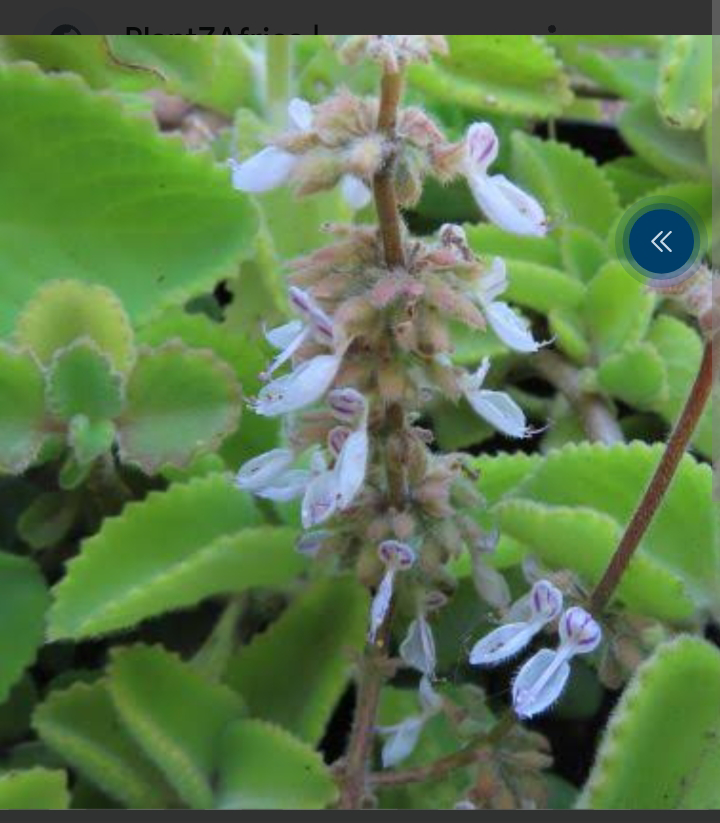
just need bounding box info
[465,123,547,237]
[301,452,339,528]
[478,258,548,354]
[335,428,369,511]
[512,607,602,719]
[253,353,343,417]
[469,580,563,668]
[379,677,442,768]
[461,358,532,439]
[261,287,337,382]
[400,613,437,678]
[369,541,416,643]
[230,98,372,210]
[234,449,294,493]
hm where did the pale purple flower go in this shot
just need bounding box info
[478,258,548,354]
[335,428,370,511]
[230,98,372,209]
[460,358,532,439]
[369,541,416,643]
[253,353,344,417]
[512,607,602,719]
[234,448,294,493]
[465,123,548,237]
[378,676,442,768]
[469,581,563,667]
[261,287,336,382]
[400,613,437,678]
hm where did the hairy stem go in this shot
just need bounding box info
[590,340,715,613]
[535,351,624,446]
[374,71,406,270]
[371,712,516,789]
[266,35,293,126]
[338,64,407,811]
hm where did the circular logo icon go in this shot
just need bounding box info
[615,196,707,287]
[35,9,98,34]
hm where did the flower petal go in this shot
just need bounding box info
[418,675,443,715]
[256,469,310,502]
[465,389,529,439]
[265,320,305,351]
[560,607,602,655]
[472,560,511,610]
[230,147,296,193]
[301,470,339,529]
[486,302,543,353]
[296,530,332,558]
[235,449,294,493]
[466,123,499,175]
[341,174,373,210]
[379,716,425,768]
[469,174,547,238]
[369,570,395,642]
[336,429,369,510]
[400,617,436,678]
[512,649,570,719]
[253,354,342,417]
[469,622,539,668]
[288,98,314,132]
[328,388,368,425]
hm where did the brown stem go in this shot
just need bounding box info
[590,341,715,613]
[337,65,409,811]
[371,712,516,789]
[374,71,405,270]
[338,620,394,809]
[535,351,624,446]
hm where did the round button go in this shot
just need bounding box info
[615,196,707,287]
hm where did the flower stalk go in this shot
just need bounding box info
[590,339,716,613]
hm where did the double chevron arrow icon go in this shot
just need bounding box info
[651,230,673,253]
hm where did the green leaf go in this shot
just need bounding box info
[463,224,562,269]
[549,309,592,364]
[511,133,620,237]
[105,35,259,116]
[117,344,241,473]
[15,281,135,372]
[497,502,695,623]
[136,310,279,467]
[0,553,48,704]
[549,40,657,100]
[583,262,655,359]
[108,645,246,810]
[580,638,720,809]
[657,35,712,129]
[602,158,665,207]
[505,260,585,314]
[619,99,708,180]
[68,416,117,466]
[215,720,338,810]
[646,316,713,457]
[46,341,124,422]
[505,442,719,617]
[559,226,609,282]
[0,346,46,473]
[17,491,78,551]
[411,35,572,117]
[597,343,668,408]
[0,64,257,336]
[226,576,369,746]
[33,681,173,809]
[49,475,303,640]
[0,769,69,810]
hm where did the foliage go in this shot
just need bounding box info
[0,33,715,812]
